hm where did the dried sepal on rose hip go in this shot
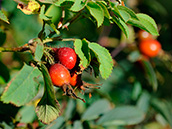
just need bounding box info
[48,63,85,102]
[70,70,101,97]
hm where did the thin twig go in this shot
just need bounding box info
[0,45,30,52]
[111,42,127,58]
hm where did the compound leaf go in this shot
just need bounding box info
[1,64,41,106]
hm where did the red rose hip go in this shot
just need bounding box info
[70,71,82,86]
[139,39,161,57]
[49,63,71,86]
[54,47,77,69]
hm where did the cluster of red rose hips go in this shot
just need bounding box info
[48,47,99,102]
[138,30,162,58]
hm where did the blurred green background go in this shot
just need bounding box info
[0,0,172,129]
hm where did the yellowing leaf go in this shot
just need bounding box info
[17,0,40,15]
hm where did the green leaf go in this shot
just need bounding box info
[118,10,130,22]
[45,5,62,24]
[35,42,44,61]
[54,0,66,6]
[16,105,36,123]
[97,106,145,126]
[1,64,41,106]
[0,61,10,82]
[128,51,141,62]
[54,0,74,6]
[137,91,150,113]
[96,1,110,19]
[50,22,60,35]
[82,99,111,121]
[38,0,58,4]
[86,1,104,27]
[0,28,6,46]
[70,0,87,12]
[36,63,61,124]
[89,43,113,79]
[141,60,158,91]
[127,13,159,36]
[112,16,129,38]
[74,39,90,70]
[117,5,139,20]
[151,98,172,127]
[65,99,76,120]
[41,116,65,129]
[73,120,83,129]
[13,0,29,4]
[0,10,10,24]
[39,5,51,21]
[131,81,142,101]
[110,2,124,21]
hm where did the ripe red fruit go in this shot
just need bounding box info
[49,63,71,86]
[70,72,82,86]
[54,47,77,70]
[139,39,161,57]
[138,30,153,41]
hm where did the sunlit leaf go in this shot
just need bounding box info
[0,10,9,24]
[17,0,40,15]
[127,13,159,36]
[70,0,87,12]
[89,43,113,79]
[86,1,104,27]
[117,5,139,20]
[74,39,90,70]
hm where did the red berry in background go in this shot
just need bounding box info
[139,39,162,57]
[49,63,71,86]
[138,30,153,41]
[54,47,77,70]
